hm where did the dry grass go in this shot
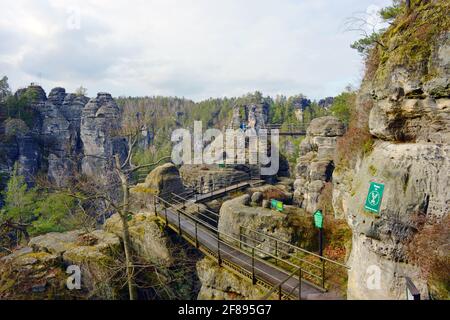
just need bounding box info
[407,214,450,299]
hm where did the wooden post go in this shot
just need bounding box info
[154,196,157,216]
[278,285,282,300]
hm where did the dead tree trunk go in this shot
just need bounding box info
[114,155,137,300]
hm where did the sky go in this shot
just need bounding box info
[0,0,392,101]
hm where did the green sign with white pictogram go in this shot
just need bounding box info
[271,199,284,212]
[364,182,385,214]
[313,210,323,229]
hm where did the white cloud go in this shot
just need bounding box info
[0,0,393,100]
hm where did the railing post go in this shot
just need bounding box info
[178,211,182,236]
[278,285,282,300]
[275,240,278,266]
[239,226,242,250]
[321,258,325,289]
[217,233,222,266]
[195,221,199,248]
[165,207,168,226]
[298,268,302,300]
[154,196,157,216]
[252,248,256,285]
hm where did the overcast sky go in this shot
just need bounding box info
[0,0,392,101]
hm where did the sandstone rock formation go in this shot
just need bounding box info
[332,6,449,299]
[179,164,248,194]
[0,229,122,299]
[41,87,89,186]
[0,85,128,190]
[293,116,346,213]
[218,195,296,257]
[231,96,270,130]
[131,163,185,209]
[105,212,174,267]
[80,93,127,183]
[196,258,267,300]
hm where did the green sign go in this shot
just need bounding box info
[271,199,284,212]
[218,163,225,168]
[364,182,385,214]
[313,210,323,229]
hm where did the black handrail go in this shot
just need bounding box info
[152,194,327,299]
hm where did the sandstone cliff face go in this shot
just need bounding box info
[293,116,346,213]
[0,85,86,188]
[41,87,89,186]
[80,93,127,183]
[333,4,449,299]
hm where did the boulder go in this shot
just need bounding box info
[105,213,174,267]
[131,163,185,208]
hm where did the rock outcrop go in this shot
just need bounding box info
[0,85,128,190]
[105,213,174,267]
[333,2,449,300]
[218,195,297,257]
[41,87,89,186]
[80,93,127,183]
[196,258,267,300]
[0,229,122,299]
[131,163,185,209]
[0,208,202,299]
[231,96,270,130]
[293,116,346,213]
[179,164,248,194]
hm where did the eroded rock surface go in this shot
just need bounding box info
[293,116,345,213]
[0,229,122,299]
[333,12,449,299]
[80,93,127,183]
[197,258,267,300]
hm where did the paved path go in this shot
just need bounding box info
[157,205,324,299]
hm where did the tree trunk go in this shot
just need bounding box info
[115,155,137,300]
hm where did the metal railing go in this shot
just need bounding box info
[172,173,263,203]
[239,226,349,289]
[150,194,347,300]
